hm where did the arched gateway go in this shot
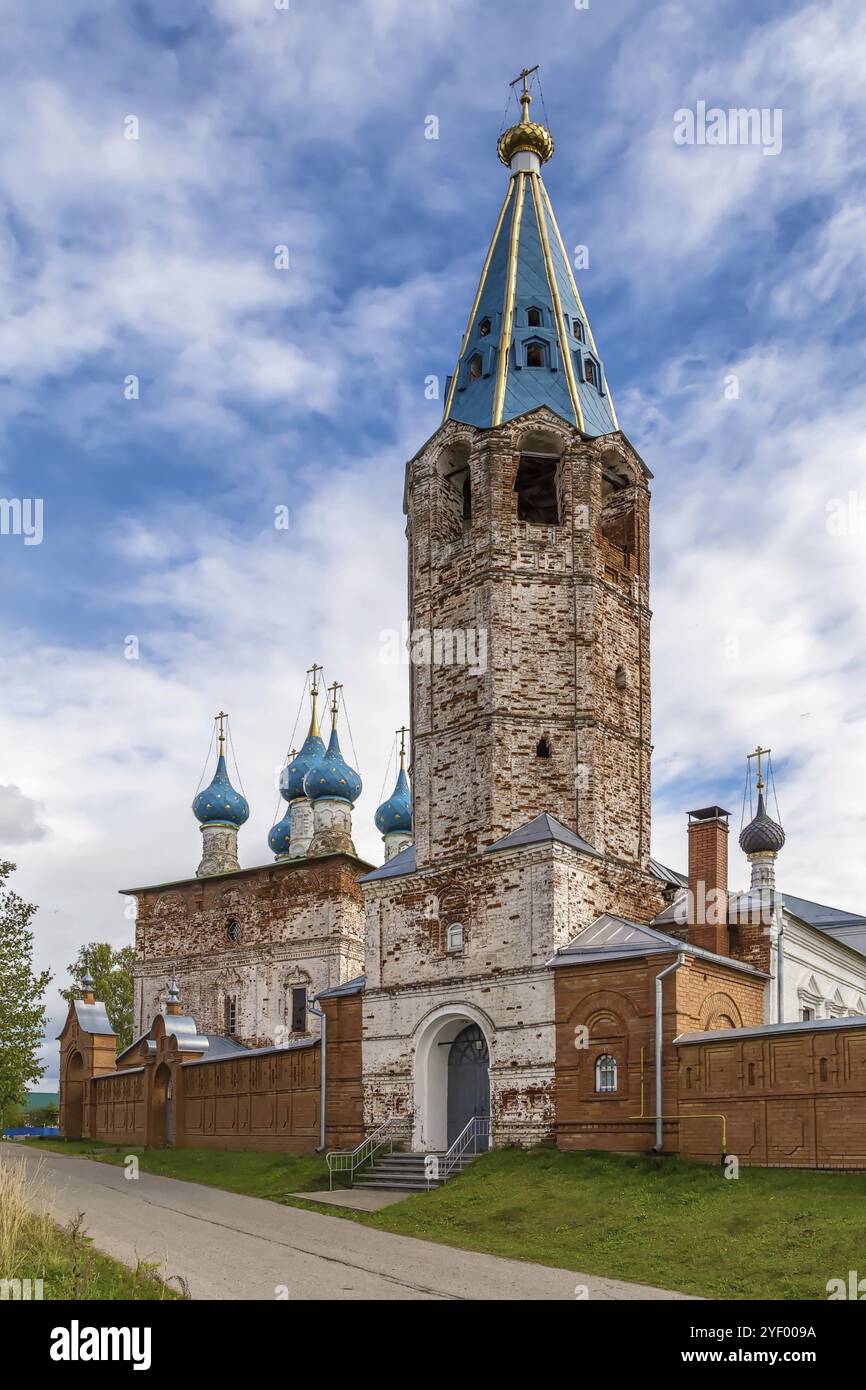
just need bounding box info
[413,1009,492,1153]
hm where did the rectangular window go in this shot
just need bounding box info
[291,987,307,1033]
[801,1006,815,1021]
[225,995,237,1035]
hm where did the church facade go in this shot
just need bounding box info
[60,81,866,1169]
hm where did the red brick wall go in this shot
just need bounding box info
[554,951,765,1154]
[676,1023,866,1168]
[72,993,364,1154]
[85,1069,147,1146]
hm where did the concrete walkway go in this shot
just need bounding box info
[5,1146,695,1301]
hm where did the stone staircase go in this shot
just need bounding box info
[352,1149,477,1193]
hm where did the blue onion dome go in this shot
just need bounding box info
[281,729,326,801]
[192,753,249,827]
[303,726,362,803]
[738,791,786,856]
[268,805,292,857]
[375,765,412,834]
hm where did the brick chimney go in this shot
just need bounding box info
[686,806,730,956]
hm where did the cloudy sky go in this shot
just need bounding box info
[2,0,865,1084]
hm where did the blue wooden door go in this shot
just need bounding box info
[447,1024,490,1149]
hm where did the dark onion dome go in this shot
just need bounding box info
[375,765,412,835]
[280,730,326,801]
[267,805,292,858]
[192,753,249,827]
[738,791,786,855]
[303,726,362,804]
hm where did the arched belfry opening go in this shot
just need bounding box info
[514,430,563,525]
[436,441,472,538]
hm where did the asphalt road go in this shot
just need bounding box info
[5,1145,694,1301]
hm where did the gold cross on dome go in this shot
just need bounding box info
[510,65,539,95]
[215,710,228,755]
[747,744,771,793]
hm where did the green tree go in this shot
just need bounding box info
[0,861,51,1128]
[60,942,135,1051]
[29,1104,59,1126]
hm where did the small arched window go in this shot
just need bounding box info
[467,353,483,381]
[478,317,491,338]
[572,318,585,342]
[525,341,546,368]
[527,306,543,327]
[536,735,551,758]
[447,922,464,953]
[584,357,598,386]
[595,1055,617,1093]
[226,918,241,943]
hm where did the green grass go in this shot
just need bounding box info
[24,1139,866,1299]
[0,1155,183,1300]
[365,1148,866,1300]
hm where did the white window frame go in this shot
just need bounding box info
[595,1054,618,1094]
[446,922,464,953]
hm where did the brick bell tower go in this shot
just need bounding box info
[406,71,652,873]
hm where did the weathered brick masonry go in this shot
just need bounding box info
[554,951,866,1168]
[127,852,368,1047]
[408,411,653,869]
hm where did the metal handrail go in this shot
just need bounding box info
[440,1114,492,1182]
[325,1111,413,1189]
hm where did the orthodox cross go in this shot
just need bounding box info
[397,725,409,766]
[329,680,343,725]
[747,744,771,793]
[215,710,228,756]
[510,65,539,95]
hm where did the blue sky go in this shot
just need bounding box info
[2,0,866,1082]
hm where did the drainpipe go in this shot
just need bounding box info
[776,910,785,1024]
[654,953,686,1152]
[307,998,327,1153]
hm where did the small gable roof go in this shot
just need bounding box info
[69,999,115,1037]
[484,813,602,858]
[547,913,767,978]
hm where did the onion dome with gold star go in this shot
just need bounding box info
[303,683,362,803]
[267,801,292,858]
[192,731,249,828]
[375,731,412,833]
[280,672,326,802]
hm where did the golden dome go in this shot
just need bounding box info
[497,88,554,167]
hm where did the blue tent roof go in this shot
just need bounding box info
[442,160,618,436]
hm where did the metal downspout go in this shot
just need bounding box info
[776,906,785,1023]
[655,953,686,1152]
[307,998,327,1153]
